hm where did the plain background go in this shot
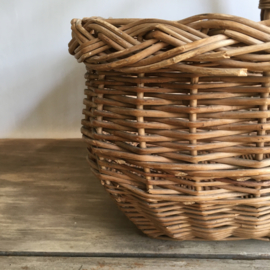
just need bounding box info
[0,0,261,138]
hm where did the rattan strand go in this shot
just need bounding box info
[69,9,270,241]
[259,0,270,9]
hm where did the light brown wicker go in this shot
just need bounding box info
[69,1,270,241]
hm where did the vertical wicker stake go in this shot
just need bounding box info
[189,77,198,157]
[136,73,153,192]
[257,2,270,197]
[84,73,92,124]
[84,70,98,173]
[96,74,110,185]
[190,77,201,192]
[96,75,105,135]
[258,1,270,162]
[260,0,270,20]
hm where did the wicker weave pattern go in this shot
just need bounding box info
[260,0,270,9]
[69,13,270,240]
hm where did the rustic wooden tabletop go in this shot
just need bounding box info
[0,139,270,269]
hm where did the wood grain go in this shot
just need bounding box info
[0,139,270,258]
[1,257,270,270]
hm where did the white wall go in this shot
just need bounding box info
[0,0,261,138]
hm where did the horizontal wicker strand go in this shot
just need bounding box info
[69,9,270,241]
[260,0,270,9]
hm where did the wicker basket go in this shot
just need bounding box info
[69,1,270,241]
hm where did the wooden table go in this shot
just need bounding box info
[0,139,270,269]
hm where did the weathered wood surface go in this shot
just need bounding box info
[0,139,270,259]
[1,257,270,270]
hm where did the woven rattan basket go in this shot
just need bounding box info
[69,1,270,241]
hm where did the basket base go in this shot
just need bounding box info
[94,172,270,241]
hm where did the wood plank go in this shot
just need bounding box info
[1,257,270,270]
[0,139,270,258]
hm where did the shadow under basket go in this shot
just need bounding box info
[69,2,270,241]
